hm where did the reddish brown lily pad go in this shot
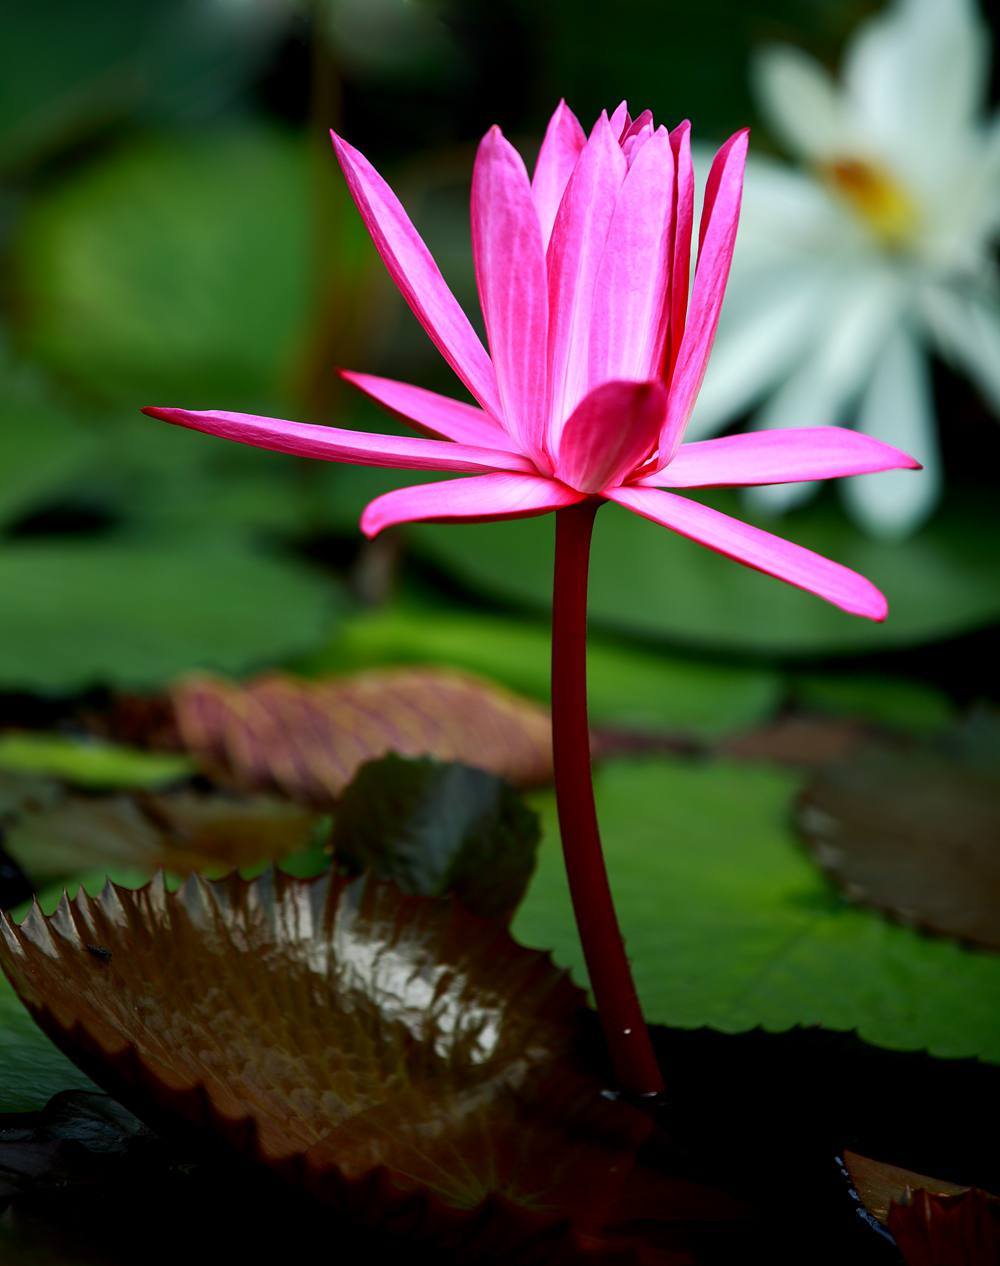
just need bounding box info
[171,669,554,802]
[0,774,321,882]
[0,872,737,1261]
[796,713,1000,950]
[888,1187,1000,1266]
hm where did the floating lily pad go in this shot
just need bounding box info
[411,494,1000,657]
[330,755,540,922]
[0,539,343,693]
[313,606,781,738]
[513,757,1000,1061]
[0,871,737,1258]
[14,132,319,406]
[172,668,554,799]
[791,673,953,735]
[0,973,97,1113]
[0,776,321,884]
[797,713,1000,950]
[0,361,96,530]
[0,735,192,790]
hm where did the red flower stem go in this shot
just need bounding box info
[551,499,664,1097]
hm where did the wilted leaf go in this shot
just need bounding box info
[798,713,1000,950]
[312,606,781,739]
[0,735,192,791]
[411,494,1000,656]
[330,755,539,922]
[0,540,343,693]
[0,871,737,1260]
[842,1150,970,1226]
[514,757,1000,1061]
[0,775,322,882]
[888,1188,1000,1266]
[172,669,554,800]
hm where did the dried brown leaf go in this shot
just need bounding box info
[171,669,554,801]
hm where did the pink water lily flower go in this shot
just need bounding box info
[146,100,917,620]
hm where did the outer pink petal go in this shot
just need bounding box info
[646,427,921,488]
[545,113,627,448]
[360,472,585,538]
[142,407,533,474]
[607,485,888,621]
[666,121,694,381]
[555,380,666,493]
[531,100,587,249]
[587,127,675,387]
[659,129,749,462]
[340,371,518,449]
[471,128,550,467]
[330,131,501,418]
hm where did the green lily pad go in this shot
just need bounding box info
[311,606,780,738]
[0,359,96,530]
[0,539,344,693]
[330,754,540,922]
[790,673,953,734]
[0,972,96,1112]
[411,493,1000,657]
[513,757,1000,1061]
[13,131,337,407]
[0,735,192,790]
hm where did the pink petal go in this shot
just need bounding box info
[646,427,921,488]
[340,370,518,449]
[609,101,630,138]
[607,485,888,620]
[587,127,675,388]
[471,127,550,467]
[531,100,587,249]
[666,121,694,380]
[659,129,749,462]
[545,113,627,448]
[555,380,666,493]
[142,406,533,475]
[360,472,585,538]
[330,131,501,418]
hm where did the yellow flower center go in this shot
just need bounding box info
[818,156,920,248]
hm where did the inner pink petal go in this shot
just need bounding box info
[555,380,666,493]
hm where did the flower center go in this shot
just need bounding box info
[818,156,920,248]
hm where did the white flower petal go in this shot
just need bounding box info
[920,285,1000,415]
[844,0,989,166]
[689,263,835,438]
[841,324,940,538]
[752,45,850,161]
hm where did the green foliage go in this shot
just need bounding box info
[0,972,97,1112]
[14,131,317,407]
[0,539,343,692]
[331,754,540,921]
[413,495,1000,657]
[314,606,781,737]
[514,756,1000,1061]
[0,736,192,790]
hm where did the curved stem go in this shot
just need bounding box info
[551,500,664,1096]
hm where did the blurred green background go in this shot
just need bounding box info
[2,0,997,694]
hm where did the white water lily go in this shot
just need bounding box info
[691,0,1000,537]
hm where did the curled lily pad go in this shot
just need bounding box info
[172,669,554,801]
[842,1149,970,1226]
[330,755,540,922]
[0,871,735,1259]
[797,713,1000,950]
